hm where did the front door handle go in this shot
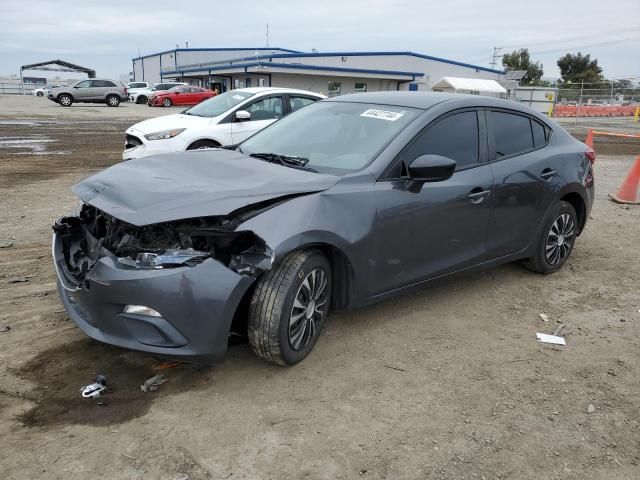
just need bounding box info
[468,188,491,204]
[540,169,557,180]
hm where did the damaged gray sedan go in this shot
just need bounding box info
[53,92,594,365]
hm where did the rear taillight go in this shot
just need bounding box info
[585,148,596,165]
[124,87,128,95]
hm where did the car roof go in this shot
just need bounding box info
[235,87,324,96]
[327,91,532,111]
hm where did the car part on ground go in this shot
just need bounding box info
[55,92,595,366]
[47,79,128,107]
[123,87,325,160]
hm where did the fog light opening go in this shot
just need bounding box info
[123,305,163,318]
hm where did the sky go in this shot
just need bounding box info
[1,0,639,81]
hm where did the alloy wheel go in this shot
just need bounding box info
[288,268,328,351]
[163,98,171,107]
[545,213,575,266]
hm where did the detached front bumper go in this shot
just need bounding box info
[53,232,254,363]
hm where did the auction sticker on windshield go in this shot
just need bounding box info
[360,109,405,121]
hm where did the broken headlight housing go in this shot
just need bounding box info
[118,249,209,269]
[144,128,186,141]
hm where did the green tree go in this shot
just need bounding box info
[557,52,603,84]
[502,49,544,85]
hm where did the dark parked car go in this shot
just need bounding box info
[53,92,595,366]
[48,79,128,107]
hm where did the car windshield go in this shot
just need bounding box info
[184,91,255,118]
[239,101,421,175]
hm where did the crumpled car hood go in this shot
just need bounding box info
[73,149,339,226]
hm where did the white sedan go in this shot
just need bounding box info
[123,87,324,160]
[129,82,186,104]
[32,85,62,96]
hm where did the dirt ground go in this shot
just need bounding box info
[1,95,639,480]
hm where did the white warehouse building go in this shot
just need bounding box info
[132,47,504,95]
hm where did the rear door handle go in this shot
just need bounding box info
[540,169,557,180]
[468,188,491,204]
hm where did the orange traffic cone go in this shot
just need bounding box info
[608,156,640,204]
[584,129,594,150]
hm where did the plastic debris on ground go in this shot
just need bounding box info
[141,373,168,392]
[539,313,550,322]
[536,332,566,346]
[80,374,107,398]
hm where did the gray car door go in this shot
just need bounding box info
[91,80,112,101]
[373,109,494,294]
[485,109,560,257]
[72,80,93,100]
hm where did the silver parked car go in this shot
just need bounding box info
[48,79,129,107]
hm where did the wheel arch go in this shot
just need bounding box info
[556,183,588,235]
[187,138,223,150]
[228,241,355,340]
[57,92,73,102]
[302,242,355,311]
[559,191,586,235]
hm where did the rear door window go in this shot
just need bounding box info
[490,111,534,158]
[403,110,479,170]
[531,119,549,148]
[92,80,115,87]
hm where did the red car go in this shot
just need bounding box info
[149,85,216,107]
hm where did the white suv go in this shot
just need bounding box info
[123,87,324,160]
[129,82,186,104]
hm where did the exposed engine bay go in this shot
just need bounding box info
[53,203,274,285]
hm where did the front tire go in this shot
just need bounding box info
[162,98,172,107]
[106,95,120,107]
[58,94,72,107]
[248,249,332,366]
[524,201,578,274]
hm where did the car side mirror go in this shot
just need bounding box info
[235,110,251,121]
[408,154,456,182]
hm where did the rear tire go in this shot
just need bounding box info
[523,201,578,274]
[136,95,147,104]
[106,95,120,107]
[186,140,220,150]
[248,249,332,366]
[162,98,172,107]
[58,94,72,107]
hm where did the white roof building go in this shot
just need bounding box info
[131,48,505,96]
[432,77,507,97]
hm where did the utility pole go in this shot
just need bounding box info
[579,79,584,106]
[265,24,270,48]
[610,80,614,104]
[490,46,503,69]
